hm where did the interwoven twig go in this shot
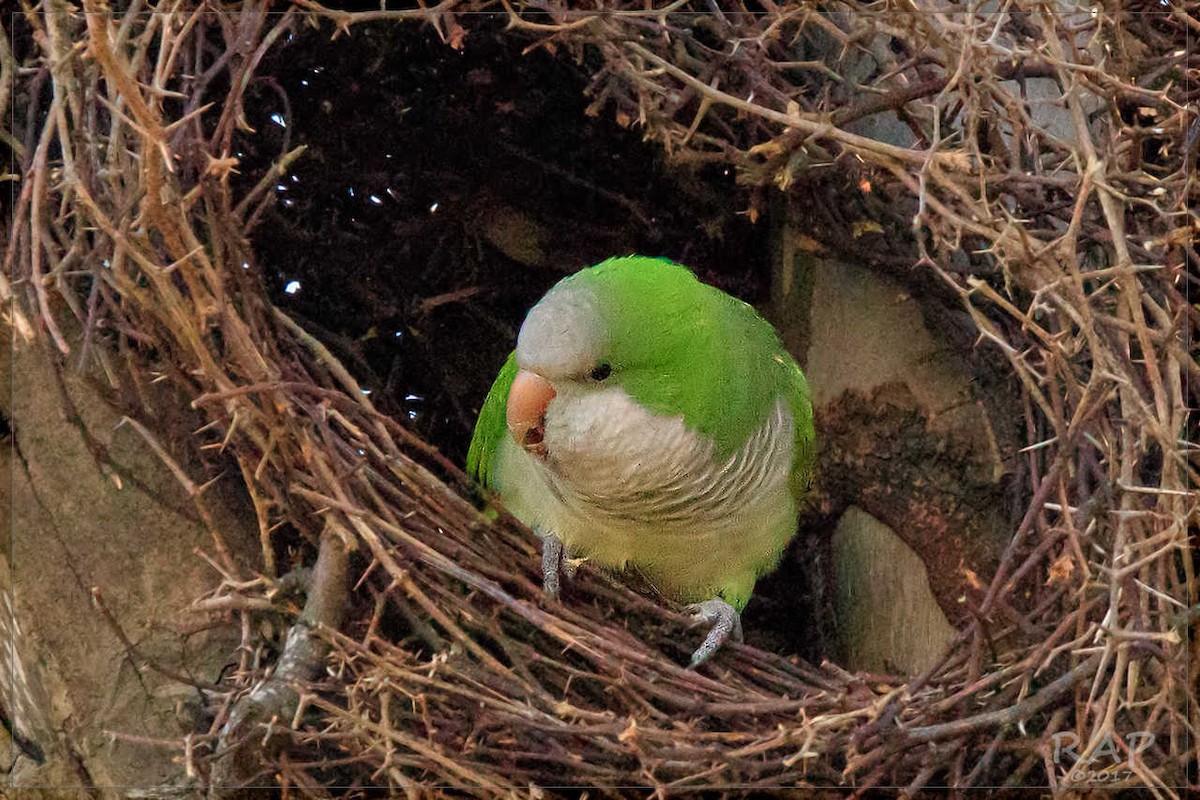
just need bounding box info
[4,1,1194,794]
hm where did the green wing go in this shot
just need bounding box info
[466,351,519,488]
[721,357,815,612]
[786,363,817,505]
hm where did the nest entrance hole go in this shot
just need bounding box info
[236,21,827,662]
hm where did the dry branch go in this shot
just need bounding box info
[4,0,1195,795]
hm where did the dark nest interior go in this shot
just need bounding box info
[4,1,1197,795]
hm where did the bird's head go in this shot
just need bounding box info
[506,268,622,462]
[505,256,728,465]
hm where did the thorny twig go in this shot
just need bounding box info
[5,0,1194,794]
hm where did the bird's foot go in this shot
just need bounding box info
[540,532,567,601]
[685,597,743,668]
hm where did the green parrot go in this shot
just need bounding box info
[467,255,816,666]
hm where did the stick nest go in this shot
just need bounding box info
[4,1,1195,794]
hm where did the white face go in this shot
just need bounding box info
[511,280,626,473]
[515,283,604,381]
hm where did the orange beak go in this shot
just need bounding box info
[506,369,556,457]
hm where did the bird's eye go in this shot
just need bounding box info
[589,362,612,382]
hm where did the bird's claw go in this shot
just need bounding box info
[685,597,743,668]
[561,556,583,579]
[540,532,568,601]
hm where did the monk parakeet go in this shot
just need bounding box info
[467,256,816,666]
